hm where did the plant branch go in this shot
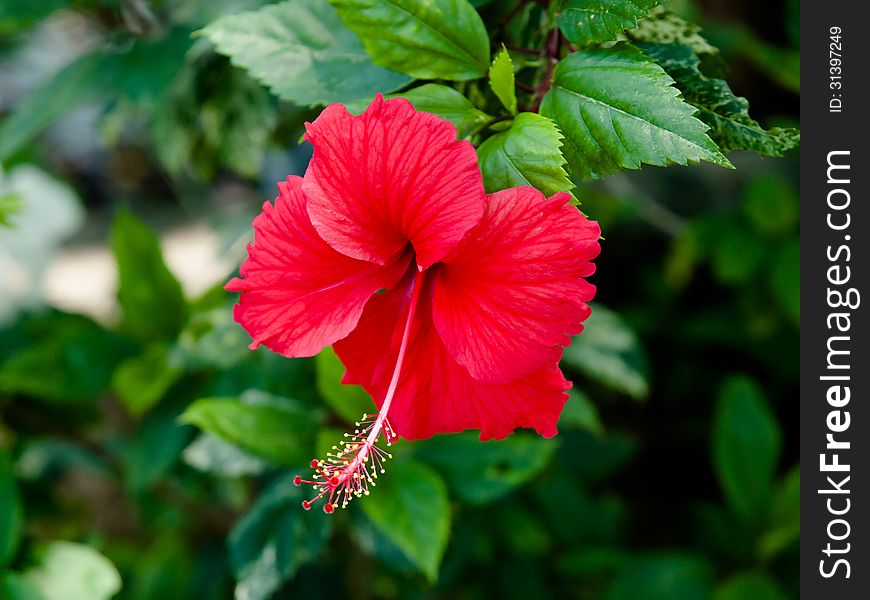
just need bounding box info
[532,28,561,112]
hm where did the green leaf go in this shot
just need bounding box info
[199,0,410,106]
[641,43,800,156]
[125,404,192,493]
[489,45,517,114]
[24,541,122,600]
[714,572,787,600]
[0,53,103,161]
[712,376,782,523]
[229,474,332,600]
[151,55,278,179]
[315,346,373,423]
[0,572,44,600]
[329,0,490,80]
[183,433,268,477]
[758,466,800,560]
[0,451,23,567]
[413,433,557,504]
[347,84,492,137]
[0,193,22,228]
[710,218,765,285]
[606,554,713,600]
[180,391,318,466]
[770,239,800,326]
[0,315,134,403]
[112,210,188,342]
[112,344,181,416]
[540,43,731,182]
[360,460,450,582]
[557,0,666,47]
[743,174,798,237]
[477,112,574,197]
[627,8,718,55]
[561,305,649,400]
[559,389,604,436]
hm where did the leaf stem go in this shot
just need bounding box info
[464,114,514,142]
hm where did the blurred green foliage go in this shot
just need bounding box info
[0,0,798,598]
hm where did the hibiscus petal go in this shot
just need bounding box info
[334,275,570,441]
[431,187,601,384]
[302,94,485,269]
[226,176,409,357]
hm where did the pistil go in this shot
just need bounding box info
[294,270,426,512]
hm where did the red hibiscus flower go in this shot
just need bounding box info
[226,95,600,512]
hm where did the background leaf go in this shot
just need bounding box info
[605,554,713,600]
[199,0,411,106]
[477,112,574,196]
[111,210,189,343]
[0,451,23,567]
[180,392,318,466]
[712,376,782,524]
[413,433,557,504]
[328,0,490,80]
[540,43,731,181]
[557,0,666,47]
[111,344,181,416]
[229,474,332,600]
[24,541,122,600]
[315,346,373,423]
[714,572,787,600]
[561,305,649,400]
[0,53,102,162]
[360,460,450,582]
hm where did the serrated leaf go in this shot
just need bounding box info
[489,45,517,114]
[561,305,649,400]
[360,460,450,582]
[627,8,718,55]
[229,474,331,600]
[315,346,372,423]
[24,541,122,600]
[540,43,731,181]
[641,43,800,156]
[557,0,666,47]
[713,376,782,524]
[477,112,573,196]
[412,432,557,504]
[180,391,318,466]
[329,0,490,80]
[347,84,492,137]
[112,210,188,342]
[198,0,411,106]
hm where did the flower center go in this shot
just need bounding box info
[294,268,427,513]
